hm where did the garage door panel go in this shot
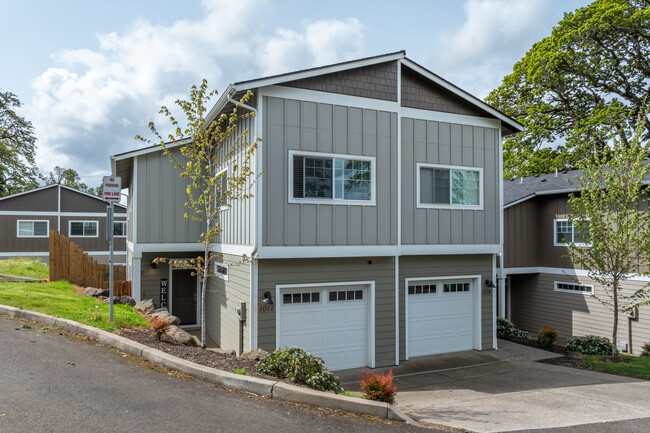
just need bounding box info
[408,279,475,358]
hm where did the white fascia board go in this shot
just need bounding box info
[261,85,398,112]
[210,243,256,257]
[0,252,50,257]
[133,243,205,257]
[400,59,524,134]
[111,139,190,162]
[503,266,650,282]
[257,244,501,259]
[0,211,126,217]
[400,244,502,255]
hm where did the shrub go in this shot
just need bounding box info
[642,342,650,357]
[148,316,171,340]
[537,326,558,348]
[497,317,530,340]
[255,347,343,393]
[358,370,397,404]
[234,368,247,375]
[566,335,613,355]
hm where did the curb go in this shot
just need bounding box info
[0,273,46,283]
[0,305,419,426]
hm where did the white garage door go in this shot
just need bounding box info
[278,285,369,371]
[407,279,475,358]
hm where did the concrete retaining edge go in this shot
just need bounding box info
[0,305,418,425]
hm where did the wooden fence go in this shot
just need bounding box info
[49,230,131,296]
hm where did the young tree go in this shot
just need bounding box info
[137,80,259,348]
[0,90,39,196]
[565,114,650,356]
[486,0,650,178]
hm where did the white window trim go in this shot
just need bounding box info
[68,220,99,238]
[288,150,376,206]
[16,220,50,238]
[215,167,229,211]
[554,281,594,295]
[553,218,590,247]
[215,262,229,281]
[416,162,483,210]
[113,221,127,238]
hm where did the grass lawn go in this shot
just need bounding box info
[0,258,49,279]
[0,280,148,332]
[581,354,650,380]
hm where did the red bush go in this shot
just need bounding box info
[148,317,170,340]
[358,370,397,404]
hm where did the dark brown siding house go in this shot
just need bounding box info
[0,184,126,264]
[501,170,650,354]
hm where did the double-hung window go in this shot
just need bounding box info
[417,163,482,209]
[17,220,49,238]
[554,219,589,246]
[290,151,375,204]
[69,220,98,237]
[113,221,127,237]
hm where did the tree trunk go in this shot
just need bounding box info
[201,243,208,349]
[612,279,619,357]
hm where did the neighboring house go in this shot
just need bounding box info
[112,51,523,369]
[0,184,127,264]
[502,170,650,354]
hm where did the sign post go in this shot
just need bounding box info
[103,176,121,321]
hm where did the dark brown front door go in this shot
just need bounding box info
[172,269,197,325]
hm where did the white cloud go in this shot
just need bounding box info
[27,0,366,187]
[431,0,551,98]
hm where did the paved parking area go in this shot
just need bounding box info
[337,340,650,432]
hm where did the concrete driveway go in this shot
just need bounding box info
[337,340,650,432]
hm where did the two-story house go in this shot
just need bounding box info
[0,184,127,264]
[112,51,523,370]
[502,170,650,354]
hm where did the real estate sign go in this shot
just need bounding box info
[103,176,121,201]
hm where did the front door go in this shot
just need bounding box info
[172,269,197,325]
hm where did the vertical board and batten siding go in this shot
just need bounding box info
[401,118,500,245]
[504,199,540,268]
[399,255,494,360]
[510,273,650,355]
[215,112,255,246]
[263,96,398,246]
[0,186,58,212]
[0,215,57,253]
[257,257,396,367]
[136,147,205,244]
[127,175,134,242]
[205,253,251,353]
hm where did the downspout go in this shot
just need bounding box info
[227,87,259,351]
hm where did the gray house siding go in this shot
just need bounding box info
[510,273,650,355]
[263,96,398,246]
[504,198,540,268]
[257,256,396,367]
[0,215,56,253]
[401,118,500,245]
[282,61,398,102]
[0,187,58,212]
[136,148,205,244]
[205,253,251,354]
[399,254,494,360]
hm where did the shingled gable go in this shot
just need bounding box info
[205,51,523,136]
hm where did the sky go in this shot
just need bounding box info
[0,0,592,188]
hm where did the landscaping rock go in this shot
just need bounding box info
[207,347,236,356]
[166,325,197,346]
[84,287,109,297]
[134,299,155,314]
[114,296,136,307]
[151,307,168,314]
[240,348,268,360]
[149,309,180,326]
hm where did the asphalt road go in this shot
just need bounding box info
[0,315,429,433]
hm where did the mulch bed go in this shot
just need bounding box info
[115,327,272,380]
[501,336,589,370]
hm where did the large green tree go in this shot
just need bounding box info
[0,90,39,196]
[486,0,650,178]
[137,80,260,348]
[43,166,103,197]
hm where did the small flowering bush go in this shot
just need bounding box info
[148,316,171,340]
[497,317,530,340]
[358,370,397,404]
[255,347,343,393]
[566,335,613,355]
[537,326,558,349]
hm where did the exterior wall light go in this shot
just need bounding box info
[485,279,496,288]
[262,291,274,305]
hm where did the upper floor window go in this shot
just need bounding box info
[17,220,49,238]
[69,220,98,237]
[289,151,375,205]
[554,219,589,246]
[417,163,482,209]
[113,221,127,237]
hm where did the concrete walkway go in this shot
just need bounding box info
[338,340,650,432]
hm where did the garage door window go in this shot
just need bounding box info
[443,283,470,293]
[408,284,436,295]
[283,292,320,304]
[329,290,363,302]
